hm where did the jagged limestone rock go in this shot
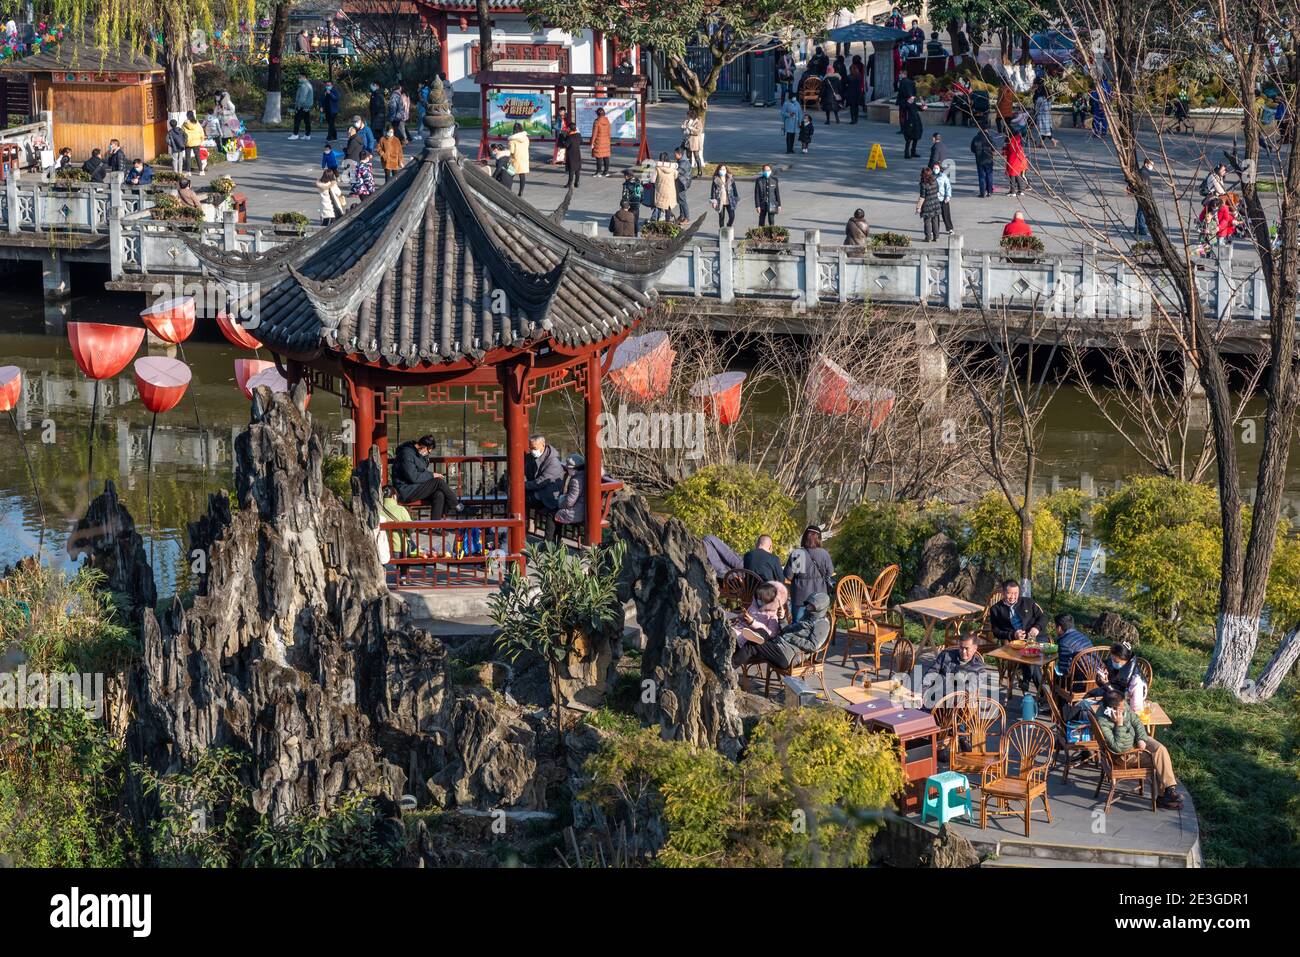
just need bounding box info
[924,823,981,868]
[68,479,156,616]
[607,496,743,757]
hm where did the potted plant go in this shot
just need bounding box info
[640,219,681,239]
[744,224,789,246]
[1000,233,1046,262]
[870,231,911,258]
[208,175,236,201]
[153,169,182,187]
[271,211,309,236]
[149,195,203,230]
[50,166,90,193]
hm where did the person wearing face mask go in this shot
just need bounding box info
[754,165,781,227]
[369,83,387,137]
[710,163,737,231]
[524,433,565,540]
[321,80,340,141]
[392,434,464,518]
[377,126,404,181]
[1093,690,1183,809]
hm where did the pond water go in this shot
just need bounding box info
[2,287,1298,597]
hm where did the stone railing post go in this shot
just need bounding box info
[109,174,122,217]
[718,226,734,303]
[1079,243,1097,318]
[803,229,820,309]
[580,221,598,238]
[946,232,963,311]
[108,205,123,279]
[1215,243,1233,320]
[5,169,18,234]
[223,209,237,251]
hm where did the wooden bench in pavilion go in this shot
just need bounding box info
[187,79,696,587]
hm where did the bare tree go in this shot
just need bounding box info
[1024,0,1300,700]
[347,0,442,80]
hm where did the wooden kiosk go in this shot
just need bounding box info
[1,40,167,161]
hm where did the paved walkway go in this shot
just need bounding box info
[225,101,1250,254]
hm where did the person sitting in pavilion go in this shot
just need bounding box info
[524,433,565,540]
[1002,210,1033,239]
[552,452,590,541]
[391,433,464,519]
[988,578,1046,691]
[742,534,785,584]
[732,592,831,675]
[1093,689,1184,809]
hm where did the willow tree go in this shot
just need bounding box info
[263,1,293,124]
[519,0,844,135]
[46,0,254,113]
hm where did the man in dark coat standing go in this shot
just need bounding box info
[896,74,917,134]
[391,434,463,518]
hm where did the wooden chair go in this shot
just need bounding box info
[833,574,904,673]
[1086,709,1157,813]
[720,568,763,612]
[979,720,1054,837]
[798,76,822,113]
[935,691,1004,782]
[889,636,916,681]
[1134,657,1153,692]
[1058,646,1108,704]
[867,563,900,609]
[1044,685,1099,783]
[760,639,829,701]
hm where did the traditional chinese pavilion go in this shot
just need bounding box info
[186,81,693,575]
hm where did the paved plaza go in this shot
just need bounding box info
[228,99,1246,255]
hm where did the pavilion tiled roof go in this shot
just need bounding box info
[0,37,164,74]
[186,88,697,368]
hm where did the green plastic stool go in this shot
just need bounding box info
[920,771,972,825]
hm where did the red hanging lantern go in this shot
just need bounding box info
[690,371,746,425]
[809,355,896,430]
[217,311,262,350]
[609,331,676,404]
[235,358,275,399]
[0,365,20,413]
[67,322,146,379]
[133,356,192,414]
[139,297,196,345]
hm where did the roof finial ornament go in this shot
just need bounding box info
[424,77,456,156]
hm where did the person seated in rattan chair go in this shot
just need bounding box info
[732,592,831,672]
[1093,690,1183,810]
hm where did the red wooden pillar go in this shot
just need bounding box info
[436,12,449,79]
[352,371,375,469]
[373,384,389,482]
[593,30,605,75]
[501,361,529,557]
[583,351,603,545]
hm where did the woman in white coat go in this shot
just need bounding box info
[508,123,531,197]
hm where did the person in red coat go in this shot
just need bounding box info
[1002,210,1033,238]
[1003,131,1028,196]
[590,107,612,177]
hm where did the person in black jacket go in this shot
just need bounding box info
[368,83,387,135]
[563,128,583,188]
[754,165,781,226]
[732,592,831,671]
[970,123,997,197]
[83,148,106,183]
[901,97,924,159]
[896,75,917,134]
[987,579,1047,690]
[524,433,566,540]
[391,434,463,518]
[742,535,784,584]
[104,139,126,174]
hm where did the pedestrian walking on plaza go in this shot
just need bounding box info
[351,150,376,200]
[1003,130,1028,196]
[508,123,531,196]
[291,75,315,140]
[166,119,186,174]
[971,123,996,196]
[710,163,738,231]
[996,83,1014,135]
[846,55,865,124]
[389,83,409,144]
[798,112,814,153]
[377,127,404,182]
[933,163,954,234]
[317,168,346,226]
[917,166,942,242]
[181,111,204,174]
[321,79,341,142]
[673,147,692,223]
[845,208,869,247]
[928,132,947,168]
[564,127,583,189]
[896,73,917,134]
[652,152,678,222]
[590,107,611,177]
[621,169,643,233]
[368,82,386,134]
[820,66,843,124]
[777,47,796,99]
[343,124,364,184]
[354,115,377,151]
[1033,78,1053,148]
[1131,156,1155,237]
[610,200,638,237]
[681,109,704,171]
[754,164,781,227]
[781,92,802,154]
[902,96,924,158]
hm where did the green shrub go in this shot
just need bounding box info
[966,491,1063,585]
[271,210,309,234]
[641,220,681,238]
[829,500,964,594]
[247,792,403,867]
[1001,233,1045,254]
[54,166,90,183]
[322,453,353,501]
[1092,477,1221,623]
[581,706,904,867]
[744,224,789,243]
[665,464,799,555]
[870,231,911,248]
